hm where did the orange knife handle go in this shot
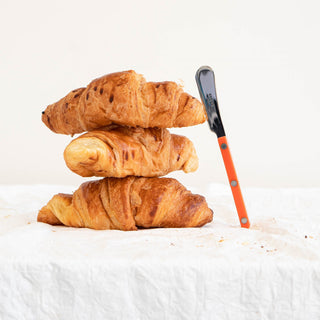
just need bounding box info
[217,136,250,228]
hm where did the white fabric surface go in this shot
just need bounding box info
[0,183,320,320]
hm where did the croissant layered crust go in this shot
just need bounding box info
[42,70,206,134]
[38,177,213,231]
[63,126,198,178]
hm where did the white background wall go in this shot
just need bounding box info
[0,0,319,187]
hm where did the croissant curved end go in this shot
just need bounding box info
[182,154,199,173]
[64,137,112,177]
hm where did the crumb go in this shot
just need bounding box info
[218,239,224,243]
[52,230,56,232]
[305,235,308,239]
[27,222,31,224]
[261,245,264,248]
[170,242,175,246]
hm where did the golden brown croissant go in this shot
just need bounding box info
[63,125,198,178]
[42,70,206,134]
[38,177,213,231]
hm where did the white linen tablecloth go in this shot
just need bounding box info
[0,183,319,320]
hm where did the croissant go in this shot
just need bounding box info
[38,177,213,230]
[41,70,206,134]
[63,125,198,178]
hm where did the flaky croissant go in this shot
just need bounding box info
[38,177,213,230]
[42,70,206,134]
[63,126,198,178]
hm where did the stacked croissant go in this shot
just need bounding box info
[38,70,213,230]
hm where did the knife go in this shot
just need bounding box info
[195,66,250,228]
